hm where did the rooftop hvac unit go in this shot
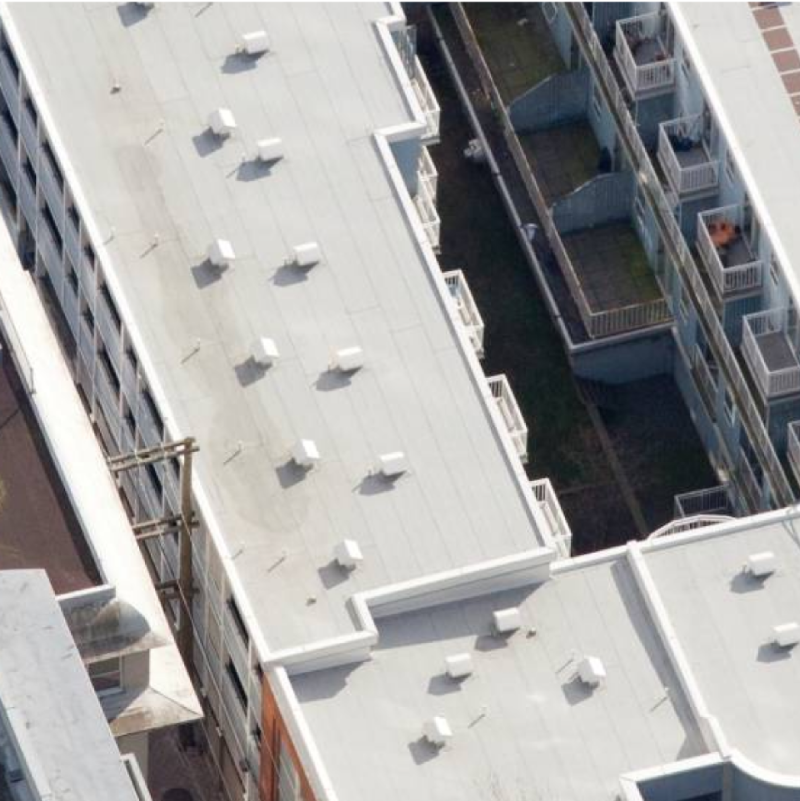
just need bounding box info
[772,622,800,648]
[377,451,408,478]
[253,337,279,367]
[241,30,270,56]
[331,346,364,373]
[423,716,452,748]
[444,653,473,680]
[257,137,284,164]
[208,238,235,269]
[208,108,237,137]
[747,551,777,578]
[292,439,321,469]
[492,607,521,635]
[333,539,363,570]
[577,656,606,688]
[291,242,321,269]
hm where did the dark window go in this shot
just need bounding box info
[141,387,163,432]
[0,35,19,80]
[227,596,250,646]
[98,344,120,393]
[226,660,247,712]
[41,140,63,189]
[83,243,96,272]
[99,283,121,331]
[67,203,80,231]
[66,260,78,292]
[146,462,163,498]
[22,156,34,187]
[22,95,36,125]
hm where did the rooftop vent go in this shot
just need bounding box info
[423,716,452,748]
[577,656,606,688]
[257,137,284,164]
[253,337,279,368]
[377,451,408,478]
[746,551,777,578]
[772,622,800,648]
[290,242,321,269]
[240,30,270,56]
[208,108,237,138]
[208,239,235,270]
[292,439,321,469]
[331,346,364,373]
[334,539,363,570]
[444,653,473,680]
[492,607,521,635]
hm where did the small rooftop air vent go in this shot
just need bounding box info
[334,539,363,570]
[444,653,473,680]
[257,137,284,164]
[492,607,521,635]
[292,439,321,469]
[290,242,321,269]
[377,451,408,478]
[577,656,606,688]
[208,108,237,138]
[423,716,452,748]
[240,30,270,56]
[773,622,800,648]
[136,1,155,9]
[331,346,364,373]
[208,238,235,270]
[253,337,279,368]
[746,551,777,578]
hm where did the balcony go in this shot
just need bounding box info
[614,12,675,98]
[414,154,440,251]
[39,151,64,232]
[692,344,718,417]
[788,421,800,488]
[96,294,122,362]
[487,374,528,463]
[411,56,440,144]
[658,115,719,197]
[736,447,762,511]
[697,205,762,297]
[0,49,19,121]
[38,222,63,287]
[742,308,800,399]
[0,116,17,182]
[443,269,485,358]
[18,166,35,228]
[530,478,572,557]
[674,483,734,519]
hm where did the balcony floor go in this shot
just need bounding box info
[632,37,669,67]
[562,221,663,313]
[519,120,601,205]
[757,331,800,372]
[674,142,710,169]
[468,2,566,103]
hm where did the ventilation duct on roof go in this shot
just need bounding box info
[290,242,321,269]
[208,108,237,138]
[577,656,606,688]
[292,439,321,469]
[257,137,284,164]
[334,539,363,570]
[773,622,800,648]
[208,239,235,270]
[746,551,777,578]
[423,716,452,748]
[492,607,521,635]
[377,451,408,478]
[444,653,473,680]
[253,337,279,368]
[331,346,364,373]
[240,30,270,56]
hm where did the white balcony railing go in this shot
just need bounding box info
[674,483,733,519]
[414,153,442,251]
[487,374,528,463]
[742,308,800,399]
[419,144,438,197]
[443,269,485,358]
[411,56,440,143]
[647,513,732,540]
[697,205,762,296]
[530,478,572,557]
[614,12,675,97]
[788,421,800,488]
[658,116,719,196]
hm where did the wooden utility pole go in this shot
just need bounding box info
[108,436,199,665]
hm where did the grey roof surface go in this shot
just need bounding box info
[292,557,704,801]
[645,514,800,776]
[0,570,138,801]
[6,2,545,653]
[675,2,800,304]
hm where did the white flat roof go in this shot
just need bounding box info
[673,2,800,308]
[5,2,546,654]
[0,570,139,801]
[293,556,704,801]
[289,511,800,801]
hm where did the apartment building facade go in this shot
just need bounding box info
[446,1,800,522]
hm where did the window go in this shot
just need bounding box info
[99,283,122,332]
[724,149,737,186]
[88,657,122,696]
[98,344,120,393]
[141,387,163,432]
[66,260,78,292]
[227,596,250,646]
[22,95,36,126]
[591,84,603,120]
[252,724,263,753]
[41,140,63,189]
[67,203,80,231]
[724,386,736,425]
[226,660,247,712]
